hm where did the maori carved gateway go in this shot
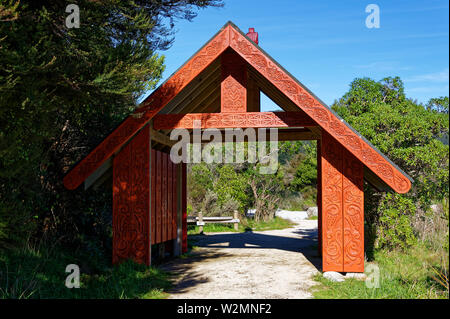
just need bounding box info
[63,22,412,273]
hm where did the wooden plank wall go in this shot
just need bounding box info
[151,149,179,245]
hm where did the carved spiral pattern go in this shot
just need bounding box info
[229,27,411,194]
[112,126,150,265]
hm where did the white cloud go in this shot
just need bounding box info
[405,68,449,83]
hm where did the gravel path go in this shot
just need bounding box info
[161,219,320,299]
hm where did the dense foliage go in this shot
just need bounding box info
[332,77,449,252]
[0,0,222,250]
[187,140,318,221]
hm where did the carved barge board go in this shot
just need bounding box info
[112,125,150,266]
[63,25,230,190]
[64,22,411,195]
[228,25,411,194]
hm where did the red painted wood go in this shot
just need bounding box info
[343,149,364,272]
[63,25,230,190]
[151,149,156,245]
[182,162,187,254]
[320,132,365,272]
[321,131,344,272]
[172,162,178,240]
[316,139,322,256]
[153,111,315,130]
[64,22,410,194]
[162,152,167,242]
[228,26,411,194]
[246,28,258,45]
[167,159,173,240]
[112,125,150,265]
[221,49,247,113]
[156,150,162,244]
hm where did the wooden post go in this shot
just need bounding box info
[321,131,364,273]
[233,211,239,231]
[198,211,204,234]
[112,125,151,266]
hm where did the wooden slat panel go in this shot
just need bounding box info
[156,150,162,244]
[343,149,364,272]
[321,131,344,272]
[151,149,156,245]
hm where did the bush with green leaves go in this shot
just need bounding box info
[332,76,449,251]
[0,0,222,249]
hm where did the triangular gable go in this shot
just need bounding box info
[64,21,412,194]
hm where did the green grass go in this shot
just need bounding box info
[0,244,172,299]
[313,244,449,299]
[187,216,296,235]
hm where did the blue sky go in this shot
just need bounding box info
[143,0,449,110]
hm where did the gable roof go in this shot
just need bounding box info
[63,21,412,194]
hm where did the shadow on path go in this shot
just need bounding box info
[161,225,322,295]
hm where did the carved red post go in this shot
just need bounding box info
[112,125,151,266]
[320,131,364,272]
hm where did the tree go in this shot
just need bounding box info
[332,76,449,250]
[0,0,222,247]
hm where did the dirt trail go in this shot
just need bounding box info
[161,220,320,299]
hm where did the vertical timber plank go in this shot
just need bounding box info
[156,150,162,244]
[151,149,156,245]
[167,159,173,240]
[172,162,178,240]
[182,162,187,253]
[321,131,344,272]
[246,74,260,112]
[162,152,168,242]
